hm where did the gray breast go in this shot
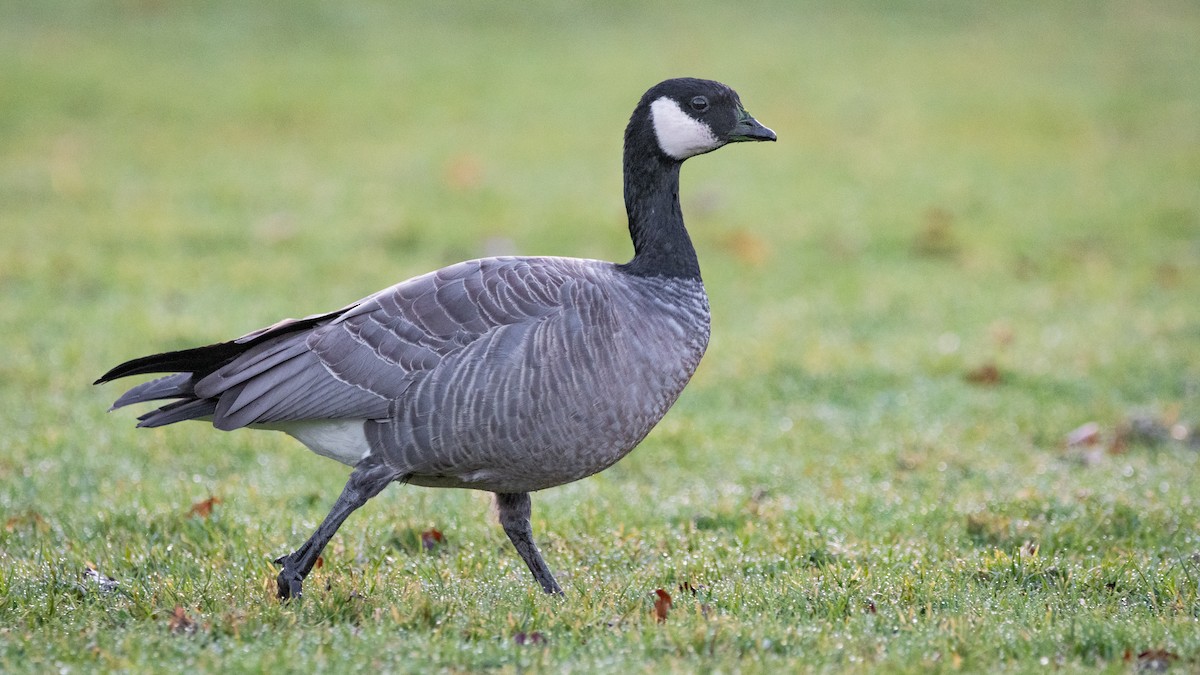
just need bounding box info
[364,261,711,493]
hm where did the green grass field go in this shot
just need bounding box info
[2,1,1199,671]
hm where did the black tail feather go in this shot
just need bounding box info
[96,307,343,429]
[94,341,247,385]
[95,309,338,386]
[136,398,220,427]
[109,373,196,410]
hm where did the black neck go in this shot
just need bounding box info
[618,127,701,280]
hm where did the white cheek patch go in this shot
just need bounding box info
[650,97,722,160]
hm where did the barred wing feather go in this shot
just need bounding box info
[192,257,585,431]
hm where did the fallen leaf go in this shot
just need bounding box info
[912,207,959,258]
[964,363,1001,386]
[443,153,483,191]
[314,555,324,570]
[421,528,444,551]
[722,230,770,267]
[1128,648,1177,672]
[188,496,221,518]
[653,588,672,623]
[1155,262,1181,288]
[1062,422,1111,465]
[5,510,47,533]
[1065,422,1101,448]
[513,631,546,645]
[168,606,197,635]
[1108,430,1129,455]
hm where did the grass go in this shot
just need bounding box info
[2,0,1199,671]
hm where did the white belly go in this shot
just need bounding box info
[266,419,373,467]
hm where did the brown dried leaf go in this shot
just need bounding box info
[653,588,672,623]
[964,362,1002,386]
[1127,649,1177,672]
[513,631,546,646]
[188,496,221,518]
[1065,422,1101,448]
[721,230,770,267]
[443,153,483,191]
[1108,429,1129,455]
[1156,262,1181,288]
[420,528,444,551]
[5,510,48,533]
[168,606,197,635]
[912,207,959,257]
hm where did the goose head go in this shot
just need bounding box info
[631,78,776,162]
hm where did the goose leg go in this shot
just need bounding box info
[496,492,563,595]
[275,462,397,600]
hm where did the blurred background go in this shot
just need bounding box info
[4,0,1195,464]
[1,0,1198,668]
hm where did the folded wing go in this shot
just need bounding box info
[101,257,585,431]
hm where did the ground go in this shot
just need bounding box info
[1,1,1198,672]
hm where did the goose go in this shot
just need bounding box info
[96,77,775,599]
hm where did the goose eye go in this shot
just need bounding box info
[689,96,709,112]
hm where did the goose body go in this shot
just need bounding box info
[98,78,774,597]
[248,256,707,494]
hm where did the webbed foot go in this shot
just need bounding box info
[275,555,304,601]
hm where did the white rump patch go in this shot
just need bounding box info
[650,97,722,160]
[269,419,372,467]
